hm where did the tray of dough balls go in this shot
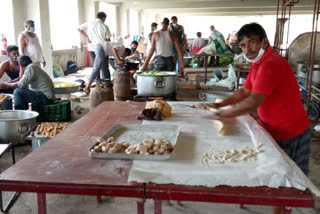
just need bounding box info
[89,123,180,161]
[26,122,72,139]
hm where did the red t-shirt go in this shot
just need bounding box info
[244,46,309,141]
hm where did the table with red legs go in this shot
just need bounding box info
[0,102,146,214]
[0,101,316,214]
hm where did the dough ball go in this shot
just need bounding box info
[97,138,107,143]
[107,136,114,143]
[101,146,109,153]
[121,142,130,148]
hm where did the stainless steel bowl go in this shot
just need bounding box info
[0,110,39,144]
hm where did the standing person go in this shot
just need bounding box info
[83,42,131,93]
[168,16,185,75]
[208,25,228,54]
[18,19,46,67]
[0,55,55,110]
[195,23,310,214]
[151,22,158,33]
[191,32,206,54]
[141,18,184,72]
[78,12,111,66]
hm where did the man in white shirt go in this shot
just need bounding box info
[84,42,131,93]
[78,12,111,66]
[18,19,46,67]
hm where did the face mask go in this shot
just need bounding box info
[172,23,177,27]
[28,27,35,33]
[10,56,19,62]
[243,48,265,63]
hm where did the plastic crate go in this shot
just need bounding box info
[33,100,71,122]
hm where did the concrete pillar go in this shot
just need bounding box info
[138,10,143,36]
[115,5,121,40]
[118,4,129,39]
[38,0,53,75]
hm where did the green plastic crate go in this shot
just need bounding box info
[33,100,71,122]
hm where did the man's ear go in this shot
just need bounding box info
[262,38,269,49]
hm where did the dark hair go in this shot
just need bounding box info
[162,18,169,25]
[97,12,107,19]
[171,16,177,20]
[19,55,33,67]
[237,23,267,42]
[196,32,202,38]
[131,41,138,46]
[6,45,18,54]
[124,48,132,56]
[24,19,34,26]
[151,22,158,27]
[148,33,153,38]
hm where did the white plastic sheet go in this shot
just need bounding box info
[128,102,320,197]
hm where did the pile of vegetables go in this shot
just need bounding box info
[54,82,78,88]
[218,56,234,66]
[140,71,168,76]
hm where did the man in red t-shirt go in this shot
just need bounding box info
[196,24,310,213]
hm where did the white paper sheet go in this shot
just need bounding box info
[128,102,320,197]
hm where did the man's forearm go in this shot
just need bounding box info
[218,95,258,118]
[1,82,19,89]
[219,88,251,107]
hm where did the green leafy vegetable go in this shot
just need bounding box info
[140,71,169,76]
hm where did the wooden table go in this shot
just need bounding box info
[0,101,315,214]
[0,102,146,214]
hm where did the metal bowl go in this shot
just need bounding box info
[54,82,81,94]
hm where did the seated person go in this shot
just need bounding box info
[84,42,131,93]
[0,55,55,110]
[126,40,141,62]
[0,45,20,93]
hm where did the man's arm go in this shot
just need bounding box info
[18,34,27,55]
[181,25,185,40]
[217,92,266,118]
[112,47,123,64]
[0,62,7,80]
[105,25,111,42]
[0,82,19,90]
[141,33,158,71]
[78,25,91,43]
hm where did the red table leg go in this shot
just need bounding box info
[137,199,145,214]
[37,193,46,214]
[154,200,162,214]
